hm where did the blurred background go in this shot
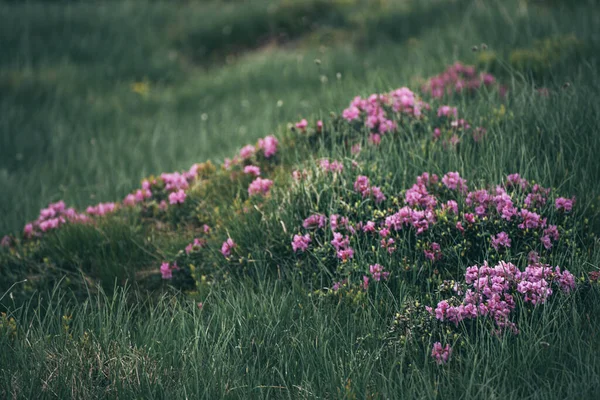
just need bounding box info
[1,0,597,234]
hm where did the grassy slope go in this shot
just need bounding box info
[1,0,600,399]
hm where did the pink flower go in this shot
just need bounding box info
[295,119,308,131]
[443,200,459,214]
[239,145,256,160]
[424,242,442,262]
[221,238,236,257]
[351,144,361,155]
[337,248,354,261]
[292,234,311,253]
[1,235,11,248]
[134,189,152,203]
[491,232,511,251]
[361,275,369,290]
[169,189,187,205]
[362,221,376,233]
[316,120,323,132]
[506,173,528,190]
[448,134,460,146]
[330,232,350,251]
[437,105,458,118]
[342,106,360,121]
[354,175,370,195]
[368,133,381,145]
[161,172,189,192]
[431,342,452,365]
[203,224,211,234]
[555,197,574,212]
[518,209,545,230]
[528,251,540,264]
[369,186,387,204]
[248,178,273,196]
[369,263,390,281]
[123,194,136,206]
[160,262,177,280]
[24,223,34,238]
[464,213,476,224]
[257,135,279,158]
[185,163,200,181]
[332,279,347,291]
[541,225,560,249]
[86,202,116,216]
[243,165,261,176]
[185,238,206,254]
[555,267,576,293]
[303,214,327,229]
[442,172,468,193]
[320,159,344,173]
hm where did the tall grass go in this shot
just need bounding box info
[2,281,599,399]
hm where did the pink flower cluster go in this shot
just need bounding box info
[319,159,344,174]
[168,189,187,205]
[431,342,452,365]
[248,178,273,197]
[160,262,178,280]
[491,232,511,251]
[330,214,355,234]
[23,200,90,237]
[225,135,280,169]
[342,88,428,132]
[431,261,576,334]
[122,162,201,210]
[437,105,458,118]
[421,62,500,98]
[258,135,279,158]
[293,171,576,273]
[353,175,386,204]
[384,206,436,236]
[331,232,354,261]
[221,238,236,258]
[243,165,261,176]
[295,119,308,131]
[292,233,311,253]
[185,238,206,254]
[86,202,116,216]
[161,172,189,192]
[424,242,442,262]
[441,171,468,194]
[369,263,390,281]
[555,197,574,212]
[123,187,152,206]
[303,214,328,229]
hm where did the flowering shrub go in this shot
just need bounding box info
[421,61,503,98]
[293,66,498,152]
[431,261,575,334]
[3,63,595,321]
[387,258,578,365]
[290,170,586,292]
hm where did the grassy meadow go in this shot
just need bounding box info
[1,0,600,398]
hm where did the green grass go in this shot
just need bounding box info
[1,0,600,398]
[2,282,600,399]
